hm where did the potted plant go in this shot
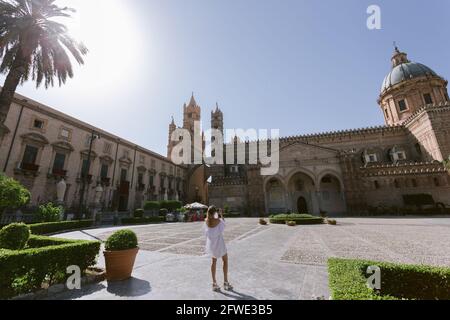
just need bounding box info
[104,229,139,281]
[286,220,296,227]
[259,218,268,226]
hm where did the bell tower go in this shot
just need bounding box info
[211,103,224,135]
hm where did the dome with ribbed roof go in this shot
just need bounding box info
[381,47,441,93]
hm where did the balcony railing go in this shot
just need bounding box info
[20,162,40,172]
[52,168,67,177]
[101,177,111,187]
[137,183,146,192]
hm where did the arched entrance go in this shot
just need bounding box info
[297,197,309,214]
[266,178,286,214]
[319,174,346,215]
[287,171,318,215]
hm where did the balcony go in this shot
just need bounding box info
[47,168,67,180]
[101,177,111,187]
[14,162,40,177]
[21,162,39,172]
[77,173,93,184]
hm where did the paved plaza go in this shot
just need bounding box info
[50,217,450,300]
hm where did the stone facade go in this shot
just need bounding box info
[203,48,450,215]
[0,91,187,212]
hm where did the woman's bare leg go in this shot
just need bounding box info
[222,254,229,283]
[211,258,218,284]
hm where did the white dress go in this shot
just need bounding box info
[204,219,227,259]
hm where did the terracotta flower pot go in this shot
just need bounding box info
[104,247,139,282]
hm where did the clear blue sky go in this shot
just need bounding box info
[2,0,449,156]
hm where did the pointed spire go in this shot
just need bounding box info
[171,116,175,125]
[188,92,197,107]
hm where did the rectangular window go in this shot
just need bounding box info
[100,164,109,179]
[103,142,112,154]
[60,128,70,139]
[23,145,38,165]
[423,93,433,105]
[81,159,90,177]
[398,99,408,112]
[384,109,389,119]
[139,155,145,164]
[120,169,128,182]
[149,175,154,186]
[53,153,66,172]
[33,119,44,129]
[138,173,144,185]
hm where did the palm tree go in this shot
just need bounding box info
[0,0,87,122]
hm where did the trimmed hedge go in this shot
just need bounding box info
[0,235,101,299]
[29,220,94,235]
[121,216,165,226]
[328,258,450,300]
[0,223,30,250]
[269,214,324,225]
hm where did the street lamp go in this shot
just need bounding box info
[78,130,100,219]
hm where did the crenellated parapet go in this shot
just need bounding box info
[359,161,447,177]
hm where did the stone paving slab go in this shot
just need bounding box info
[49,217,450,300]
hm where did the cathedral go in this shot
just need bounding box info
[169,47,450,216]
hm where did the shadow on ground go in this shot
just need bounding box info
[218,289,258,300]
[106,278,152,297]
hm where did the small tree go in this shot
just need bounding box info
[35,203,62,223]
[0,174,30,218]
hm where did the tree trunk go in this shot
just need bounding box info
[0,49,28,123]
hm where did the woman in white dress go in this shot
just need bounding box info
[204,206,233,292]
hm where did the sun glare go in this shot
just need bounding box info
[55,0,142,92]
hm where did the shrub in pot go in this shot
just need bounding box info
[286,221,297,227]
[326,219,337,225]
[259,218,268,226]
[0,223,30,250]
[104,229,139,281]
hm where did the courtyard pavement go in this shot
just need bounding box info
[48,217,450,300]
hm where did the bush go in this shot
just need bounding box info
[159,208,168,216]
[326,219,337,225]
[328,258,450,300]
[0,223,30,250]
[223,212,241,218]
[259,218,268,226]
[269,213,324,225]
[143,201,160,211]
[105,230,138,251]
[286,221,296,227]
[35,203,63,223]
[29,220,94,235]
[134,209,144,218]
[121,216,165,225]
[0,174,30,216]
[0,235,100,299]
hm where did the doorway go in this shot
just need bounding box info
[297,197,309,214]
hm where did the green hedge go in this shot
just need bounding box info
[269,214,324,225]
[121,216,165,225]
[0,235,101,299]
[328,258,450,300]
[29,220,94,235]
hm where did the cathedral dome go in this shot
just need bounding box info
[381,62,438,93]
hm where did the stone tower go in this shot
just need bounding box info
[211,103,224,134]
[183,93,201,136]
[379,46,449,126]
[167,117,176,159]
